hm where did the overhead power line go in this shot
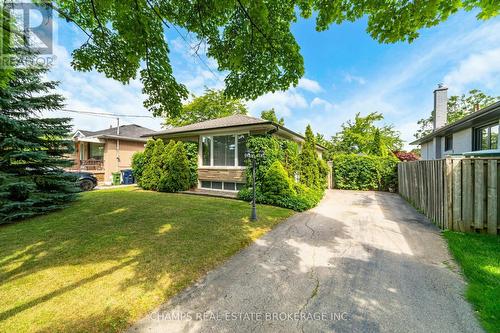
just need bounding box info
[61,108,155,119]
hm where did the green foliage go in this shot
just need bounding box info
[315,133,333,161]
[184,142,199,188]
[52,0,498,118]
[140,139,168,190]
[444,231,500,333]
[415,89,500,139]
[260,109,284,125]
[329,112,402,156]
[0,50,78,223]
[0,187,292,333]
[299,125,320,188]
[332,154,398,191]
[238,179,323,212]
[317,159,330,189]
[240,130,327,211]
[261,161,296,201]
[165,89,247,127]
[370,129,388,156]
[134,139,196,192]
[281,139,300,178]
[0,8,13,88]
[158,142,191,192]
[131,151,146,182]
[244,135,284,185]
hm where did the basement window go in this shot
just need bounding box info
[200,181,244,191]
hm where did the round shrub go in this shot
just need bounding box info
[261,160,296,201]
[133,139,196,192]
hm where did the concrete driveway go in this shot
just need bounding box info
[128,190,483,333]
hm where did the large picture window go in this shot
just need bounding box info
[201,134,247,167]
[475,123,499,151]
[213,135,235,166]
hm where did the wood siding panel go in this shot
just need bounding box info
[198,168,246,182]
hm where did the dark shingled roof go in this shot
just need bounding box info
[146,114,269,136]
[78,130,95,136]
[79,124,154,140]
[143,114,327,150]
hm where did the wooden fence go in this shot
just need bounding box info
[398,158,499,234]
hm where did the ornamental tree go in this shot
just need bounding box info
[0,51,78,223]
[299,125,320,188]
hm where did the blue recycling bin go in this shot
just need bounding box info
[121,169,134,184]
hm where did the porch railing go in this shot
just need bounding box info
[71,159,104,171]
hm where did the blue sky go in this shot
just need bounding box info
[45,10,500,149]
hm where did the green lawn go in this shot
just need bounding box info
[444,231,500,333]
[0,187,293,332]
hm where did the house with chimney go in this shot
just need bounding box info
[411,85,500,160]
[70,124,153,184]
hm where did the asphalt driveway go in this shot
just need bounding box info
[128,190,483,333]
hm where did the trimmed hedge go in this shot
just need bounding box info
[332,154,398,191]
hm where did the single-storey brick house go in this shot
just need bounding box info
[411,85,500,159]
[143,115,326,192]
[70,124,153,183]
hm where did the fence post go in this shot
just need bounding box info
[474,160,485,230]
[444,158,453,230]
[487,160,498,235]
[462,159,473,232]
[452,159,463,232]
[328,161,334,189]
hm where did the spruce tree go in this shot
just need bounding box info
[299,125,320,188]
[0,50,78,223]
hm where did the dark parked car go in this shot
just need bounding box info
[72,172,98,191]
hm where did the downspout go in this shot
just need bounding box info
[116,117,120,170]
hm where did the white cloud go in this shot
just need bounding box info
[310,97,335,111]
[44,44,163,132]
[344,73,366,85]
[297,77,323,93]
[246,89,308,118]
[444,47,500,94]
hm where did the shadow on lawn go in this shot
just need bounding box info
[1,190,479,333]
[130,192,480,333]
[0,188,289,332]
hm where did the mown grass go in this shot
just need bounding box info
[0,187,293,332]
[444,231,500,333]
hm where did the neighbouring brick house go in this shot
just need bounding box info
[70,124,153,184]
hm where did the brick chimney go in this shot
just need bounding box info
[433,83,448,131]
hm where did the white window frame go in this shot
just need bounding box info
[199,132,248,169]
